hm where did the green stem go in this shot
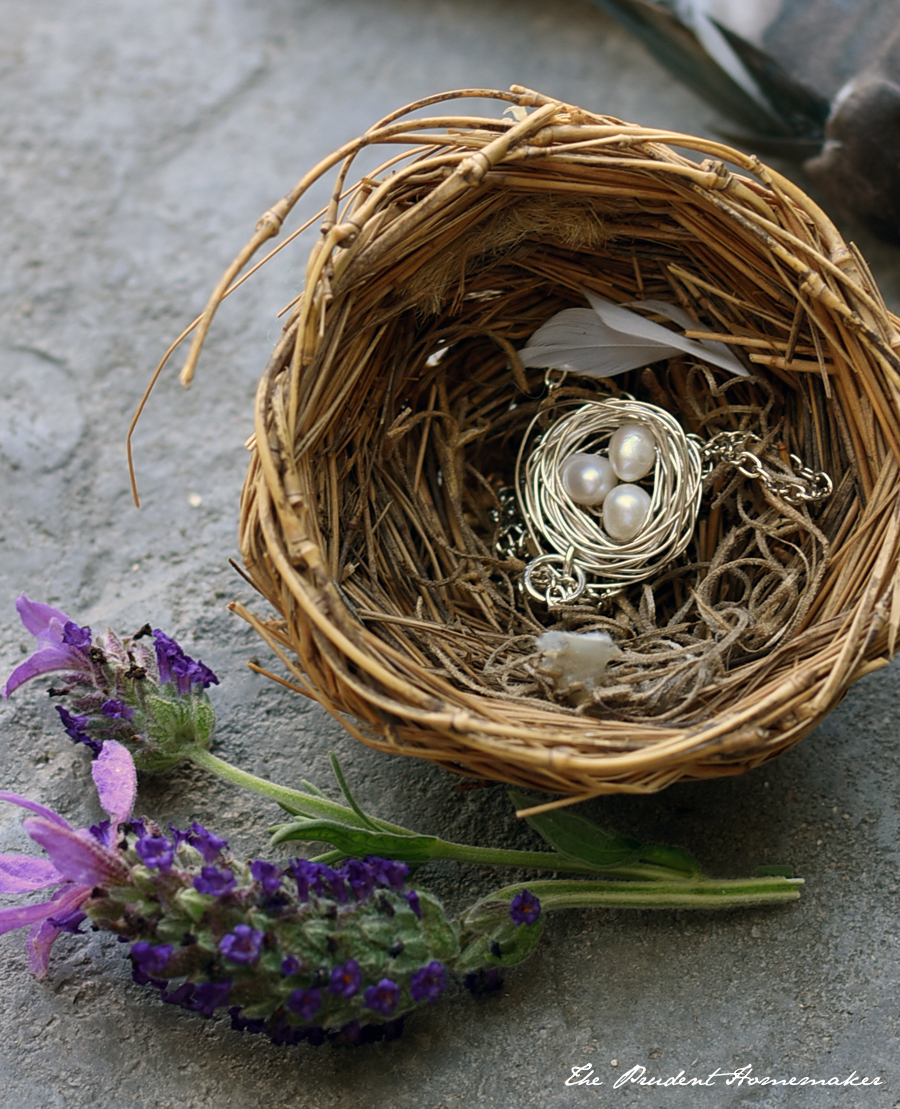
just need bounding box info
[478,876,804,912]
[399,841,688,879]
[191,745,704,882]
[188,751,410,835]
[311,842,608,875]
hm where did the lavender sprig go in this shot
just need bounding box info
[0,747,532,1044]
[3,594,217,771]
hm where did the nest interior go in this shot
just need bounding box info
[182,88,900,797]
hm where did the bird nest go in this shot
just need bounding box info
[174,87,900,799]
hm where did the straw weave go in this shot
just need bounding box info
[178,87,900,799]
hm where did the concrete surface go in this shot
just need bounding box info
[1,2,899,1107]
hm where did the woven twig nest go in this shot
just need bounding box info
[181,87,900,799]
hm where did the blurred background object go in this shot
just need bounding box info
[591,0,900,241]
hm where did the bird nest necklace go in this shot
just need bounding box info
[499,296,834,610]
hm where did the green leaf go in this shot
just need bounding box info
[329,754,381,830]
[269,819,440,863]
[455,896,544,974]
[636,842,702,878]
[509,791,643,871]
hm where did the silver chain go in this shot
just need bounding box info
[701,431,833,505]
[491,485,528,562]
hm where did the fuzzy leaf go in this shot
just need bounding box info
[270,819,440,863]
[634,842,702,878]
[509,791,643,871]
[455,898,544,974]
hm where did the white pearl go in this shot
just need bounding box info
[608,424,657,482]
[560,452,616,506]
[603,484,652,541]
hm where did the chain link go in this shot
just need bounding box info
[491,485,528,560]
[702,432,833,506]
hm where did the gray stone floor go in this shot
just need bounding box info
[1,2,899,1106]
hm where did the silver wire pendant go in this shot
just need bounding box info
[515,398,704,604]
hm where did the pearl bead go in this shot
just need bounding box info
[603,484,652,541]
[608,424,657,482]
[560,452,616,506]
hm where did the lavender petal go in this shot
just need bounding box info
[0,898,67,937]
[22,817,128,887]
[0,853,62,893]
[13,595,72,640]
[0,791,72,829]
[91,740,136,826]
[2,647,88,697]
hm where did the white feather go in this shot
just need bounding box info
[518,291,748,378]
[674,0,779,113]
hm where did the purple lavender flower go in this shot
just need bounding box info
[286,987,322,1021]
[509,889,542,926]
[190,979,231,1017]
[326,871,350,904]
[288,858,336,900]
[268,1017,306,1046]
[364,979,400,1017]
[193,866,236,896]
[329,959,362,999]
[187,822,228,863]
[219,924,265,965]
[167,824,190,847]
[250,859,283,896]
[152,630,185,686]
[2,742,483,1045]
[61,622,92,650]
[410,961,446,1003]
[55,706,101,754]
[186,658,218,689]
[3,599,221,773]
[366,856,410,890]
[0,741,134,976]
[152,630,218,693]
[2,595,94,699]
[55,706,91,740]
[135,836,174,873]
[88,819,113,847]
[47,906,87,933]
[341,858,376,901]
[161,981,195,1007]
[130,942,174,979]
[101,699,134,721]
[229,1007,266,1035]
[463,967,502,995]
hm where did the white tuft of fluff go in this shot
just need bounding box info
[535,630,621,700]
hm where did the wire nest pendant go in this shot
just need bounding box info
[517,398,703,603]
[173,86,900,798]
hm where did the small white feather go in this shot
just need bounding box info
[519,291,748,378]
